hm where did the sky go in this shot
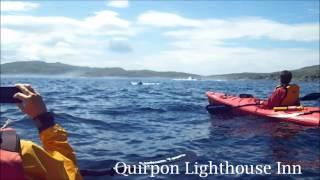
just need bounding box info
[1,0,319,75]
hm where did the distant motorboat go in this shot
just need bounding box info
[173,76,198,81]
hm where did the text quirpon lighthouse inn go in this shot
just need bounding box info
[114,160,302,177]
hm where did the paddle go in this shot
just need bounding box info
[238,93,320,101]
[206,93,320,114]
[206,105,231,113]
[300,93,320,101]
[80,151,197,177]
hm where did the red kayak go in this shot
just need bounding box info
[206,92,320,126]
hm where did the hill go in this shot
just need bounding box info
[1,61,319,81]
[208,65,320,81]
[0,61,199,78]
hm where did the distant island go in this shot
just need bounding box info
[1,61,319,81]
[208,65,319,81]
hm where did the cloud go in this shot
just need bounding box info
[137,11,202,27]
[135,11,319,74]
[138,47,319,75]
[166,18,318,42]
[84,11,130,29]
[1,10,136,42]
[138,11,319,42]
[1,8,318,75]
[109,40,133,53]
[1,10,136,65]
[2,10,134,36]
[1,1,39,11]
[107,0,129,8]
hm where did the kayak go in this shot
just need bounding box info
[206,92,320,126]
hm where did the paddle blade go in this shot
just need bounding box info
[239,94,254,98]
[206,105,231,114]
[300,93,320,101]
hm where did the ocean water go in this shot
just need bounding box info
[0,76,319,180]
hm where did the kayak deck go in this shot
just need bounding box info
[206,92,320,126]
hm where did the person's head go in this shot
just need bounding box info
[280,70,292,85]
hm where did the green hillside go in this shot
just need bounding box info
[0,61,199,78]
[208,65,320,81]
[1,61,318,81]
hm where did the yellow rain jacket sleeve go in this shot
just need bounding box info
[20,124,83,180]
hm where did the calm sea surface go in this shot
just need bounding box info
[1,76,319,179]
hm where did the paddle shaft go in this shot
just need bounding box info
[239,93,320,101]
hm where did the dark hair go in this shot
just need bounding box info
[280,70,292,85]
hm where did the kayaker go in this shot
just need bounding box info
[260,70,300,109]
[0,84,82,180]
